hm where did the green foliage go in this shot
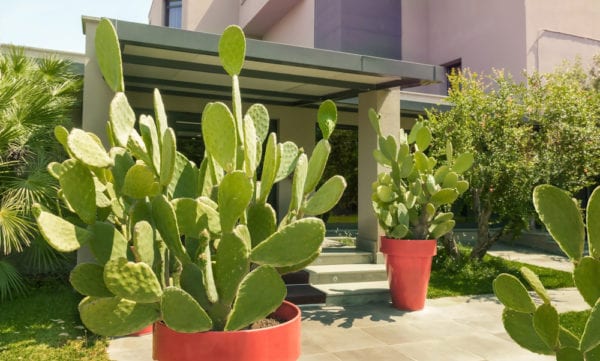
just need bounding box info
[33,20,345,335]
[370,113,472,239]
[0,45,81,300]
[428,67,600,259]
[494,185,600,359]
[0,278,109,360]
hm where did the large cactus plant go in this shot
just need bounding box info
[369,111,473,239]
[33,19,346,336]
[493,184,600,360]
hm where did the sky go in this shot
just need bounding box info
[0,0,153,54]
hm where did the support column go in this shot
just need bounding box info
[78,18,114,264]
[357,88,401,263]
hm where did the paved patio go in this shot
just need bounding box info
[109,245,587,361]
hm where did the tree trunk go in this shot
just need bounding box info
[440,231,461,260]
[469,189,504,260]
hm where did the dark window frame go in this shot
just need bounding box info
[165,0,182,29]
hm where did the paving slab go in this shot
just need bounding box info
[108,245,587,360]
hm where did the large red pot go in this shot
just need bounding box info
[380,237,437,311]
[152,301,301,361]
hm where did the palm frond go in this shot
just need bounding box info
[0,259,28,302]
[3,169,57,212]
[0,200,33,255]
[14,235,73,275]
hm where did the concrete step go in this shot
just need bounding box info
[313,281,390,306]
[285,284,326,305]
[313,248,373,266]
[306,263,387,284]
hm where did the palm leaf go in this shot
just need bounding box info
[0,200,33,255]
[0,259,28,302]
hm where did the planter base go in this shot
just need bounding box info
[381,238,437,311]
[152,301,301,361]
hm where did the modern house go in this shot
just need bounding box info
[149,0,600,90]
[74,1,599,304]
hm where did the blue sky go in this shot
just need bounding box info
[0,0,153,54]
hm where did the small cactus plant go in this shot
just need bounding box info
[369,111,473,239]
[493,184,600,359]
[33,19,346,336]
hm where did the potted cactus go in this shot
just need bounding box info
[369,110,472,310]
[33,19,346,361]
[493,184,600,360]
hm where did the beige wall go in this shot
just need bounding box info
[149,0,165,26]
[263,0,314,47]
[191,0,240,34]
[409,0,527,81]
[525,0,600,74]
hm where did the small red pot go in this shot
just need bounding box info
[130,324,153,336]
[152,301,301,361]
[380,237,437,311]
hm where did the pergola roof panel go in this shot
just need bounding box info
[103,19,444,109]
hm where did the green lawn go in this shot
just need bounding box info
[428,247,573,298]
[0,247,577,360]
[0,277,109,361]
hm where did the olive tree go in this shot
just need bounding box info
[428,64,600,260]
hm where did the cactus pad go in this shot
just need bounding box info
[152,195,190,264]
[139,114,161,173]
[88,221,128,264]
[122,164,160,199]
[520,266,551,304]
[251,218,325,267]
[34,205,91,252]
[533,185,584,262]
[580,301,600,353]
[224,265,286,331]
[493,273,536,313]
[67,128,113,168]
[502,309,553,355]
[79,296,159,337]
[160,128,176,186]
[246,104,270,144]
[586,187,600,259]
[533,304,559,349]
[304,140,331,195]
[258,133,279,204]
[109,93,136,147]
[275,142,299,182]
[104,257,163,303]
[304,175,347,216]
[452,153,474,174]
[573,257,600,307]
[317,100,337,140]
[161,287,213,333]
[70,263,113,297]
[133,221,155,265]
[218,171,253,233]
[247,203,277,247]
[215,232,249,305]
[202,102,237,171]
[94,19,124,93]
[218,25,245,77]
[58,160,97,225]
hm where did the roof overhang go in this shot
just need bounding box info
[85,18,444,111]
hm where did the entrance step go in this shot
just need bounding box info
[313,281,390,306]
[313,248,373,265]
[306,264,387,284]
[285,284,326,305]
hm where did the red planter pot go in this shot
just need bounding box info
[130,324,153,336]
[152,301,301,361]
[380,237,437,311]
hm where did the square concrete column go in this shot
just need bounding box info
[357,88,401,263]
[77,18,114,264]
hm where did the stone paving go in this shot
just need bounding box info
[108,245,586,361]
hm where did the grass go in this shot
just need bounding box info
[0,276,109,361]
[428,246,573,298]
[561,310,591,338]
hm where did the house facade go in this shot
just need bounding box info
[149,0,600,92]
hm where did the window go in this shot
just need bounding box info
[165,0,182,29]
[442,58,462,93]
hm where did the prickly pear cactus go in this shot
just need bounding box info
[369,110,472,240]
[33,19,346,336]
[493,184,600,359]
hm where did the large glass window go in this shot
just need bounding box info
[165,0,182,29]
